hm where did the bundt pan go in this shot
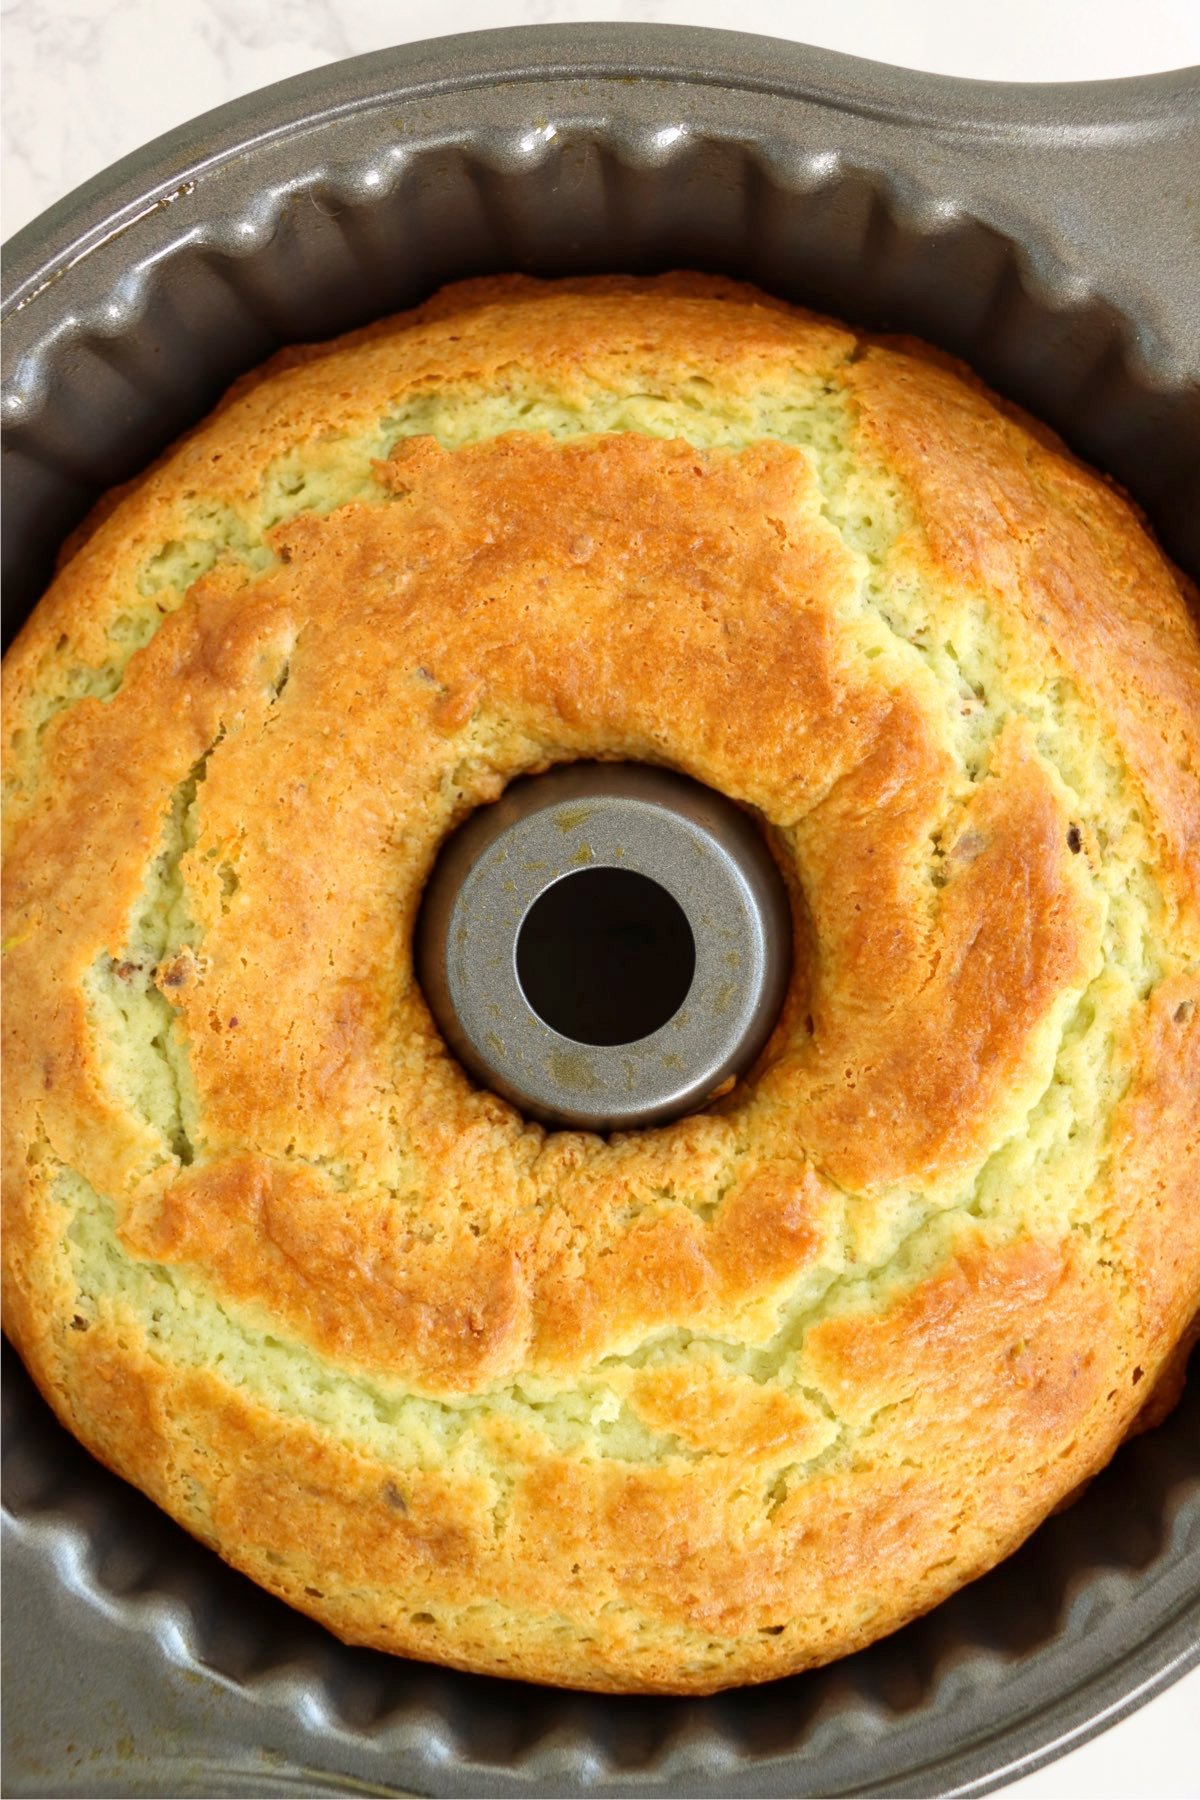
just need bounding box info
[2,23,1198,1799]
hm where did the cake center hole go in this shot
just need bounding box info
[516,866,696,1047]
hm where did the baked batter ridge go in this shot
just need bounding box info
[4,275,1198,1692]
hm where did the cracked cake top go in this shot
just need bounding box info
[3,275,1199,1691]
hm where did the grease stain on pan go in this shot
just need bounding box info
[13,181,198,314]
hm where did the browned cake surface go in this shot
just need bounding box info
[3,275,1199,1691]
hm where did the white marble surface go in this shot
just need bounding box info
[5,0,1200,232]
[2,3,1198,1796]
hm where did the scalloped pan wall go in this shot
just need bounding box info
[2,25,1198,1799]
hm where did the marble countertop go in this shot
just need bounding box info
[5,0,1200,234]
[2,3,1198,1796]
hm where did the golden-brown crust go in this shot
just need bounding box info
[3,275,1199,1692]
[847,345,1200,926]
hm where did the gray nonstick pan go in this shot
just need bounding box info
[2,25,1197,1799]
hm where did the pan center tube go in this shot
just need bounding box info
[416,763,792,1131]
